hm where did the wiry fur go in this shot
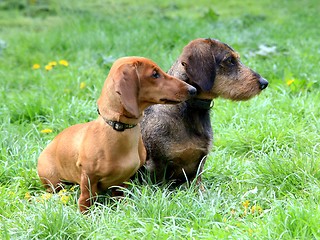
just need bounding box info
[140,38,268,187]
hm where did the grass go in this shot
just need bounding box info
[1,0,320,239]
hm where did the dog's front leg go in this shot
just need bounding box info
[138,135,147,167]
[111,183,127,198]
[195,155,207,192]
[78,172,98,213]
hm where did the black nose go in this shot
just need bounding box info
[188,86,197,96]
[258,77,268,90]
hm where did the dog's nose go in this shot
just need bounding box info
[258,77,268,90]
[188,86,197,96]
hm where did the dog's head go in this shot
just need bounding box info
[98,57,196,118]
[173,38,268,101]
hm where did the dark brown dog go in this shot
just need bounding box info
[140,38,268,187]
[37,57,196,212]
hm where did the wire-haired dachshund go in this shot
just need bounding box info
[140,38,268,187]
[37,56,197,212]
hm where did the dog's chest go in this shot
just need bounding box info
[165,124,212,177]
[169,136,209,163]
[166,141,207,179]
[97,156,140,188]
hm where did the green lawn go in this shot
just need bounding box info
[1,0,319,239]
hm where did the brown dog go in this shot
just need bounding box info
[140,38,268,187]
[37,56,197,212]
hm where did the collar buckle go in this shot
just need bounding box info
[112,121,125,132]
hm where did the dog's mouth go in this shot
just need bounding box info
[159,98,182,104]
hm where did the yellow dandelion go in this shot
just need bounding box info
[25,192,31,200]
[80,82,86,89]
[59,60,69,67]
[286,79,295,86]
[251,205,263,214]
[60,195,70,205]
[32,64,41,70]
[41,192,52,200]
[70,185,77,192]
[248,228,254,236]
[41,128,53,134]
[45,65,53,71]
[58,189,67,196]
[48,61,57,67]
[242,200,250,209]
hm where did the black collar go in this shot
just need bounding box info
[97,108,137,132]
[186,99,214,110]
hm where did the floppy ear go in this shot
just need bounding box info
[113,64,140,118]
[180,43,216,92]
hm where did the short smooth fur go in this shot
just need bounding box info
[37,56,196,212]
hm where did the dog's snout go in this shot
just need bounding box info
[188,86,197,96]
[258,77,268,90]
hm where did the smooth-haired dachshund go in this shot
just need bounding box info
[37,56,196,212]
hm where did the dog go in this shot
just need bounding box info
[140,38,268,187]
[37,56,197,212]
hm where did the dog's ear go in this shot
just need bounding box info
[113,64,140,118]
[180,43,216,92]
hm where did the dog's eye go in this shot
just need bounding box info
[224,57,236,66]
[152,71,160,79]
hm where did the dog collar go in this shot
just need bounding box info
[105,120,136,132]
[186,99,214,110]
[97,108,137,132]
